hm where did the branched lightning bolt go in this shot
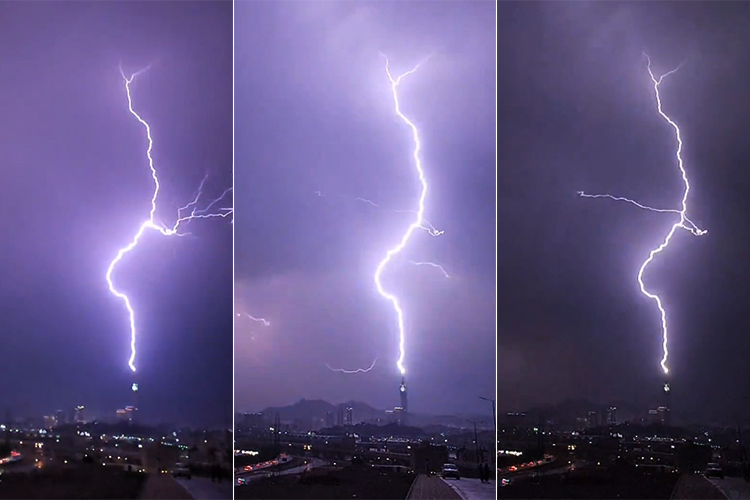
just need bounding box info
[350,195,445,236]
[577,192,704,234]
[409,260,450,278]
[107,65,233,373]
[316,192,444,236]
[237,312,271,327]
[374,53,433,376]
[580,53,706,375]
[325,358,378,374]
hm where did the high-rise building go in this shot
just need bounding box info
[325,411,334,428]
[393,407,405,425]
[586,410,598,429]
[130,383,139,423]
[55,409,65,426]
[399,377,408,425]
[337,406,344,426]
[116,409,128,422]
[43,415,56,429]
[345,406,353,426]
[657,406,670,426]
[74,406,85,424]
[606,406,617,426]
[648,409,660,425]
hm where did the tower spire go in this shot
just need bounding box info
[399,377,408,425]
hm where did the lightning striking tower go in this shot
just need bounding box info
[580,53,706,375]
[107,65,233,373]
[374,52,433,380]
[399,377,408,413]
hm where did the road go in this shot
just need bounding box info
[708,476,750,499]
[236,458,329,484]
[499,460,579,483]
[174,476,231,500]
[441,477,496,500]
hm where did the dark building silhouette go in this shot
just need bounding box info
[400,377,408,425]
[337,406,344,426]
[606,406,617,425]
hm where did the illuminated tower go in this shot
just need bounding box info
[74,406,85,424]
[660,381,671,425]
[131,382,139,423]
[399,377,408,424]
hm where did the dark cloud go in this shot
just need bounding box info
[235,0,496,416]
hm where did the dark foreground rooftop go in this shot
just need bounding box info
[235,465,414,500]
[498,466,681,499]
[0,465,146,499]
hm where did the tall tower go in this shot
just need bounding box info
[273,413,281,456]
[131,382,139,423]
[399,377,408,424]
[660,381,671,426]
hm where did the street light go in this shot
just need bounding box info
[465,419,485,464]
[479,396,496,431]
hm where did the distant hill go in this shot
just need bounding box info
[254,399,491,429]
[510,398,645,427]
[258,399,384,423]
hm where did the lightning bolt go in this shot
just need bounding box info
[325,358,378,374]
[577,192,704,235]
[237,312,271,327]
[316,192,444,236]
[409,260,450,278]
[580,53,706,375]
[107,65,233,373]
[374,52,433,376]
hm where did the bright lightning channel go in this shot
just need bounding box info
[107,65,233,373]
[409,261,450,278]
[237,312,271,327]
[316,192,444,236]
[350,196,445,236]
[326,358,378,374]
[580,53,706,375]
[374,53,432,376]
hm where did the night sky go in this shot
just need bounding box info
[0,1,232,428]
[234,1,496,416]
[499,2,750,423]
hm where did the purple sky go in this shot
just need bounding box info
[499,1,750,422]
[234,1,496,416]
[0,1,232,427]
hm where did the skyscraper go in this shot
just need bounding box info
[336,406,344,426]
[131,382,139,423]
[399,377,408,425]
[586,411,597,429]
[74,406,85,424]
[606,406,617,426]
[657,406,671,426]
[345,406,353,426]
